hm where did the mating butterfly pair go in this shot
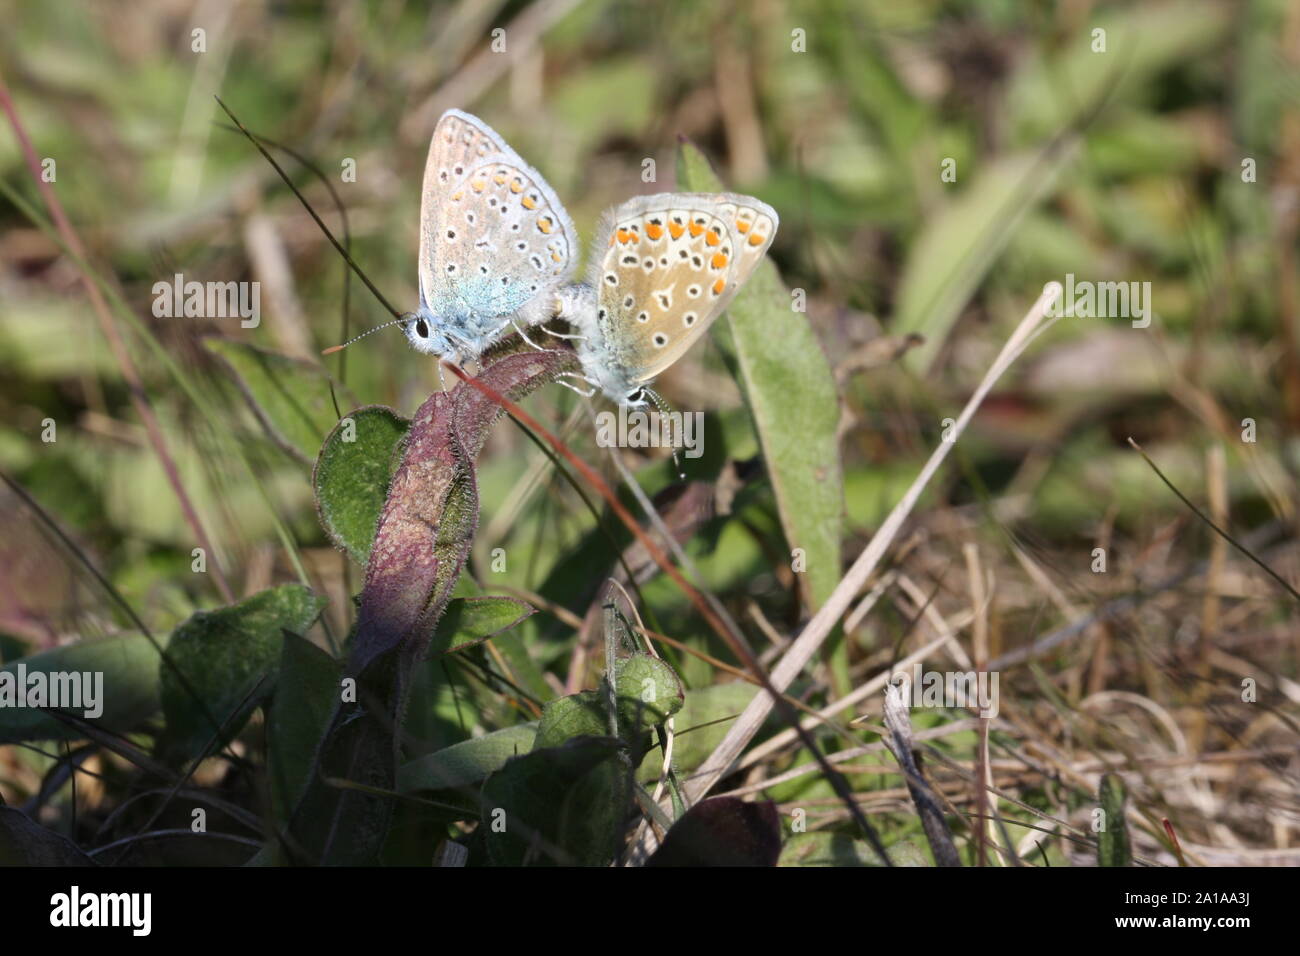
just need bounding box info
[402,109,778,407]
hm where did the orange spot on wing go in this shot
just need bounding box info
[645,223,664,240]
[521,196,538,210]
[688,221,704,237]
[617,229,634,244]
[493,174,506,185]
[451,191,464,201]
[471,179,487,192]
[510,180,524,193]
[668,221,685,239]
[705,231,721,247]
[735,219,751,233]
[538,218,553,234]
[748,233,765,246]
[712,278,726,295]
[711,252,728,269]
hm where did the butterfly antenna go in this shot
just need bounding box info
[213,95,405,322]
[321,317,409,355]
[644,388,685,480]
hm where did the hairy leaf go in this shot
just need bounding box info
[534,691,608,749]
[159,584,326,761]
[480,736,628,866]
[614,653,684,728]
[397,722,538,793]
[313,405,410,565]
[269,632,341,826]
[0,807,95,866]
[433,595,535,656]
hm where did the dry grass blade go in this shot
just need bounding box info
[882,681,962,866]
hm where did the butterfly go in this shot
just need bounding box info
[561,193,779,407]
[403,109,579,364]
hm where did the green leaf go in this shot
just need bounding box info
[312,405,409,565]
[1098,772,1132,867]
[0,633,162,743]
[159,584,326,761]
[397,722,538,793]
[614,653,684,728]
[204,338,356,464]
[241,842,282,867]
[892,147,1077,375]
[480,737,629,866]
[488,632,554,704]
[268,632,341,825]
[433,595,535,656]
[677,143,843,609]
[779,832,929,867]
[640,681,759,784]
[0,807,95,866]
[534,691,609,749]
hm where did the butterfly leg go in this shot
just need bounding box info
[509,319,554,354]
[539,324,586,341]
[554,372,598,398]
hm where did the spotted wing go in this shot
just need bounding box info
[586,192,778,384]
[418,110,578,325]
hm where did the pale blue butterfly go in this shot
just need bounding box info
[558,193,779,407]
[402,109,580,364]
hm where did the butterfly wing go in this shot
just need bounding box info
[418,110,579,334]
[585,192,778,386]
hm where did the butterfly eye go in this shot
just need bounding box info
[415,318,430,338]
